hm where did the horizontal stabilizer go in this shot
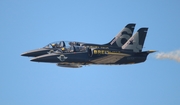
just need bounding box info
[142,50,156,54]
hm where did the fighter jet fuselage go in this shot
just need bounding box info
[21,23,155,68]
[30,48,153,65]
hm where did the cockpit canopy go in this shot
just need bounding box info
[59,46,87,53]
[44,41,87,53]
[43,41,82,48]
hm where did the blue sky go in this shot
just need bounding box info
[1,0,180,105]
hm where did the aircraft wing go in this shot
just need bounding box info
[90,54,129,64]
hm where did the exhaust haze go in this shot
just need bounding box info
[155,50,180,62]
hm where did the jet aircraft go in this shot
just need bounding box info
[21,23,135,57]
[28,27,155,68]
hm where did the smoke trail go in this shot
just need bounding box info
[155,50,180,62]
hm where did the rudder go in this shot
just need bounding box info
[105,23,136,47]
[122,28,148,52]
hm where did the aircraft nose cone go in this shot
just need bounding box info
[21,52,33,56]
[21,52,28,56]
[21,48,50,57]
[30,57,43,62]
[30,54,60,63]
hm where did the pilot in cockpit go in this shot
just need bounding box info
[61,47,66,51]
[69,42,73,46]
[51,43,57,48]
[69,42,80,46]
[52,43,62,48]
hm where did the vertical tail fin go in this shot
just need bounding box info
[122,28,148,52]
[105,23,136,47]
